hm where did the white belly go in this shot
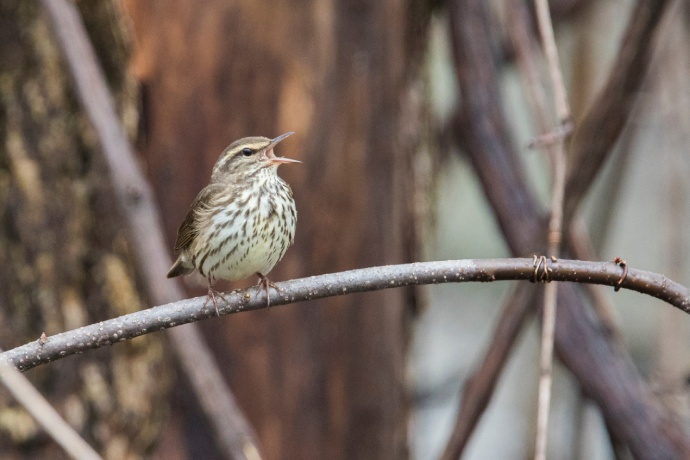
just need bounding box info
[191,184,296,282]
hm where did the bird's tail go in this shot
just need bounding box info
[167,256,195,278]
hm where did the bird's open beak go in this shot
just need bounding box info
[265,132,301,165]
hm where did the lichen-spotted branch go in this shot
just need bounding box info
[2,258,688,372]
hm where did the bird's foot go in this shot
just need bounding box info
[203,284,228,317]
[255,273,280,307]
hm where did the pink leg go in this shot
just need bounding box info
[255,273,279,307]
[202,279,228,316]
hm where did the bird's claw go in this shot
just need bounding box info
[203,285,228,317]
[256,273,280,307]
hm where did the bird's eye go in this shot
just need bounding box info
[242,148,253,157]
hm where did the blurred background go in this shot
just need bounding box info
[0,0,688,459]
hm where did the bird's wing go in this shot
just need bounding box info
[173,184,223,253]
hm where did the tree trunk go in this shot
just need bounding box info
[124,0,430,458]
[0,1,167,458]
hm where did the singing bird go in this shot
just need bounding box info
[167,132,299,314]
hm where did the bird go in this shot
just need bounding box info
[167,132,299,315]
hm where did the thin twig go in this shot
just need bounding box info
[511,0,624,349]
[534,2,571,123]
[1,258,689,372]
[532,0,572,457]
[512,0,624,403]
[0,349,102,460]
[39,1,262,458]
[536,285,559,460]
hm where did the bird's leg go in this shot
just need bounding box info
[255,273,280,307]
[203,279,228,317]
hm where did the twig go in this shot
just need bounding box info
[532,0,572,458]
[39,1,262,458]
[534,2,570,124]
[0,349,102,460]
[2,258,689,372]
[511,0,625,344]
[440,283,536,460]
[511,0,572,455]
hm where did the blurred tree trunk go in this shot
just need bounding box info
[124,0,431,458]
[0,1,167,459]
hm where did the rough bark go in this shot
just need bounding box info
[0,1,167,458]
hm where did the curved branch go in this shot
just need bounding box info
[2,258,688,372]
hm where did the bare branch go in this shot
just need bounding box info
[0,352,102,460]
[564,0,671,223]
[440,283,536,460]
[509,9,569,456]
[40,1,261,458]
[449,0,690,456]
[450,0,544,257]
[511,0,626,342]
[534,1,571,124]
[532,0,572,457]
[1,258,688,372]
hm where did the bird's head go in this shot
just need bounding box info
[211,132,300,182]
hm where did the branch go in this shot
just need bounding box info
[0,351,102,460]
[40,1,261,458]
[564,0,670,223]
[511,0,626,342]
[2,258,688,372]
[567,221,624,343]
[451,0,544,257]
[440,283,536,460]
[534,1,570,124]
[532,0,572,457]
[449,0,690,456]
